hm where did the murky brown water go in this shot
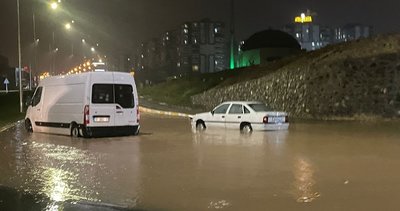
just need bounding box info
[1,115,400,210]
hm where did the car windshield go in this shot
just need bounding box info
[248,103,271,112]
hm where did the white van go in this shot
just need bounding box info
[25,72,140,138]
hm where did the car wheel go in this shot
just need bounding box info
[196,121,206,131]
[241,123,252,133]
[71,123,80,138]
[25,119,33,133]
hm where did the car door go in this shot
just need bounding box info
[206,103,231,128]
[225,104,244,129]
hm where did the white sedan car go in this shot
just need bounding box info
[191,101,289,132]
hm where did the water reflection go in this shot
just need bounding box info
[192,128,288,147]
[292,156,320,203]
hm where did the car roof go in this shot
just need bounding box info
[221,101,263,105]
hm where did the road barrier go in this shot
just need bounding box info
[139,106,191,118]
[0,121,21,133]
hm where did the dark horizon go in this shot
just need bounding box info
[1,0,399,70]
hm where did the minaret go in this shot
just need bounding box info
[229,0,235,69]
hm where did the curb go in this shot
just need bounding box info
[139,106,191,118]
[0,120,21,133]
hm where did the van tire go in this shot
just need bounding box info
[70,123,80,137]
[25,119,33,133]
[134,126,140,136]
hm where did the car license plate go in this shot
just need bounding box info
[270,117,285,123]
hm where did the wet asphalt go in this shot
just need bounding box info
[1,114,400,210]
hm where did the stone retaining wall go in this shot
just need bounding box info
[192,35,400,119]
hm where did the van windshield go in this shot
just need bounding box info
[92,84,134,108]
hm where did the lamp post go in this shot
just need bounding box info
[17,0,23,113]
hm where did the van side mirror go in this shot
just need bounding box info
[25,96,33,107]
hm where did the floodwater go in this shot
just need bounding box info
[1,114,400,210]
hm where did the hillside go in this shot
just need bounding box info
[141,33,400,119]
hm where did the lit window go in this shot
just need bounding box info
[312,42,315,47]
[184,40,188,44]
[177,62,181,67]
[192,65,199,72]
[184,29,188,34]
[296,33,300,38]
[166,36,169,40]
[214,28,218,33]
[141,54,144,58]
[194,39,197,44]
[215,60,218,65]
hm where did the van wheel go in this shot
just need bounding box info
[240,123,252,133]
[133,126,140,136]
[71,124,80,137]
[25,119,33,133]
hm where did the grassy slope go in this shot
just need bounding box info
[138,56,300,107]
[139,34,400,108]
[0,92,33,128]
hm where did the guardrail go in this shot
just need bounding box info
[0,90,20,93]
[139,106,190,118]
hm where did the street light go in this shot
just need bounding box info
[91,47,95,52]
[17,0,23,113]
[81,38,85,43]
[65,23,71,30]
[50,2,58,10]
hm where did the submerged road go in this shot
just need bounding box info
[1,114,400,210]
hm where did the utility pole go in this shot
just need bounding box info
[17,0,23,113]
[32,7,37,90]
[230,0,236,69]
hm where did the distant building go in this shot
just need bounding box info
[135,19,229,82]
[238,30,301,67]
[334,24,373,43]
[283,11,373,51]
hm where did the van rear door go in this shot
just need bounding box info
[114,84,136,126]
[90,84,116,127]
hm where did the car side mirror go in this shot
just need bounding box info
[211,111,214,116]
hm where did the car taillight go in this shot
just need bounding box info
[84,105,90,125]
[285,115,289,123]
[263,116,269,124]
[137,107,140,123]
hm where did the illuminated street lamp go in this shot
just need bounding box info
[50,2,58,10]
[82,38,85,43]
[65,23,71,30]
[91,47,95,52]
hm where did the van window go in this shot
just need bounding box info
[31,87,43,107]
[92,84,114,104]
[115,84,134,108]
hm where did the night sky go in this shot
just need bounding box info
[0,0,399,71]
